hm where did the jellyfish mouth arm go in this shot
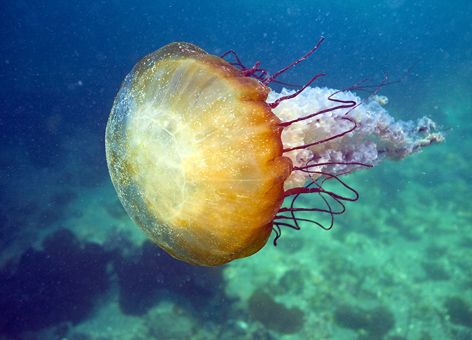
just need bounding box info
[268,86,445,188]
[373,116,445,160]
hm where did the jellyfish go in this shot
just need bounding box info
[105,40,443,266]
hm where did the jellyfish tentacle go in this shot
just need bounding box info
[263,36,325,85]
[273,192,336,240]
[268,79,301,88]
[294,161,373,171]
[272,163,365,242]
[279,94,357,128]
[220,49,246,69]
[269,73,326,109]
[283,116,357,153]
[272,224,282,245]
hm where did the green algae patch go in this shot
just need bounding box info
[248,290,304,334]
[334,304,395,338]
[444,296,472,327]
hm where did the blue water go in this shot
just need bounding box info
[1,1,471,339]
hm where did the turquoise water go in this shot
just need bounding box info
[1,1,471,339]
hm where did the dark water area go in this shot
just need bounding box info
[1,1,471,339]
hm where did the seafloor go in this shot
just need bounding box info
[1,81,471,339]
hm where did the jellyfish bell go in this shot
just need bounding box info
[105,41,443,266]
[106,42,291,266]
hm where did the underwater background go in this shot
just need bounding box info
[1,0,471,339]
